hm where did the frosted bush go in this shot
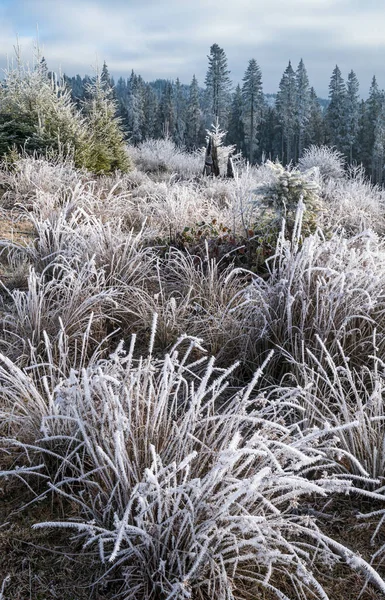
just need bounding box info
[322,165,385,234]
[128,139,202,178]
[298,145,345,181]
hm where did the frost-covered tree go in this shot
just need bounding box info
[185,75,204,149]
[227,84,245,154]
[204,43,232,127]
[295,59,311,159]
[276,60,297,164]
[344,70,360,163]
[241,58,264,163]
[326,65,346,152]
[0,46,88,163]
[101,60,113,92]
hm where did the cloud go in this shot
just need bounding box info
[0,0,384,96]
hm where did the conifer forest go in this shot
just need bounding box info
[2,33,385,600]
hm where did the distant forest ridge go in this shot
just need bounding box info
[2,42,385,182]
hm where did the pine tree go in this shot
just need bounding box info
[344,70,360,163]
[276,61,297,164]
[204,43,232,127]
[186,75,204,149]
[295,59,311,160]
[227,84,245,154]
[326,65,346,153]
[241,58,264,163]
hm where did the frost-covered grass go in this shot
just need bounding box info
[1,146,385,599]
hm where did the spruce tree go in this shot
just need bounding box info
[157,81,175,138]
[127,71,145,144]
[204,43,232,127]
[364,77,383,179]
[186,75,204,149]
[0,47,87,162]
[373,94,385,184]
[142,83,158,140]
[276,61,297,164]
[81,71,130,173]
[326,65,346,153]
[101,60,113,92]
[173,78,187,146]
[227,84,245,154]
[295,59,311,160]
[344,70,360,163]
[306,88,324,147]
[241,58,264,163]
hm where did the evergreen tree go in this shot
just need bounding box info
[204,43,232,127]
[186,75,204,149]
[173,78,187,146]
[101,61,113,92]
[326,65,346,152]
[142,83,158,140]
[295,59,311,160]
[81,72,130,173]
[306,88,324,147]
[276,61,297,164]
[372,94,385,184]
[365,77,383,179]
[127,71,145,144]
[0,48,87,162]
[344,70,360,163]
[157,81,175,138]
[241,58,264,163]
[258,106,281,161]
[227,84,245,154]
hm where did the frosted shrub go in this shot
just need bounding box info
[128,139,202,178]
[13,332,381,599]
[322,165,385,234]
[298,145,345,181]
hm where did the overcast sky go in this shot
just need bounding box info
[0,0,384,97]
